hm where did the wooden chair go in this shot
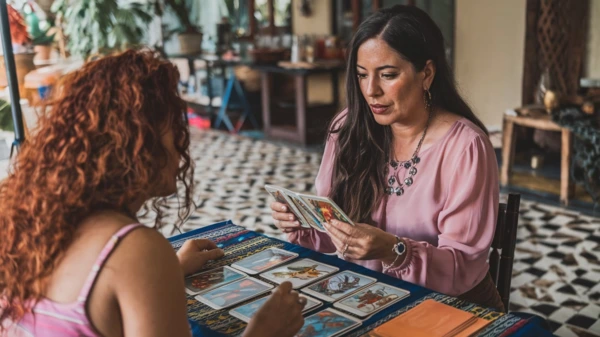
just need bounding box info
[489,193,521,312]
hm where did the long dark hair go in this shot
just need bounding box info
[329,5,487,223]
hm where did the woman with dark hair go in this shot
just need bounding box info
[271,5,503,310]
[0,50,305,337]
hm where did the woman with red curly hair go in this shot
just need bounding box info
[0,50,305,337]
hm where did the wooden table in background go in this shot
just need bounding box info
[253,63,343,145]
[501,111,574,205]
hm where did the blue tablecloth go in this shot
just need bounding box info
[168,220,554,337]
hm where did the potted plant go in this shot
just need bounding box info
[0,4,36,96]
[23,3,56,61]
[0,99,13,132]
[51,0,154,59]
[164,0,203,54]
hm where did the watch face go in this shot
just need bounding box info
[394,242,406,255]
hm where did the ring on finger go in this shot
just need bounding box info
[342,243,349,257]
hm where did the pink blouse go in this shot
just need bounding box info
[288,116,499,296]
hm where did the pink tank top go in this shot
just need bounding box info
[11,224,145,337]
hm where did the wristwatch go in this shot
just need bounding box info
[383,236,406,269]
[392,236,406,256]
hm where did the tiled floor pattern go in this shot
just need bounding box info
[140,128,600,337]
[2,128,597,336]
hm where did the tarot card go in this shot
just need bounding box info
[259,258,338,289]
[195,277,274,310]
[300,295,323,313]
[333,283,410,318]
[282,190,327,232]
[298,194,355,226]
[231,247,299,275]
[301,271,377,302]
[229,294,323,323]
[264,184,311,229]
[184,266,246,295]
[229,295,269,323]
[295,308,362,337]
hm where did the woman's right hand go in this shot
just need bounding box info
[270,201,303,233]
[243,282,306,337]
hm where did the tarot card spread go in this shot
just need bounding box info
[301,271,376,302]
[259,258,339,289]
[184,266,246,295]
[295,308,361,337]
[195,277,274,310]
[231,247,298,275]
[333,283,410,317]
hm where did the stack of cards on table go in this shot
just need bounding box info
[185,245,411,337]
[264,184,354,232]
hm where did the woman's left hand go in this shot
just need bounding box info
[324,220,397,261]
[177,239,225,276]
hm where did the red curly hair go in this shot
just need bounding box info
[0,49,193,327]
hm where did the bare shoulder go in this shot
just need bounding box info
[105,223,180,279]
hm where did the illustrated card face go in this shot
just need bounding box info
[184,266,246,295]
[302,271,376,302]
[195,277,274,310]
[259,258,338,289]
[264,184,310,228]
[229,296,268,322]
[284,192,326,232]
[231,247,299,275]
[333,283,410,317]
[301,295,323,313]
[229,294,323,323]
[298,194,354,226]
[295,308,361,337]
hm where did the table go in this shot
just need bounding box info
[253,63,343,145]
[168,220,553,337]
[501,110,574,205]
[168,53,259,133]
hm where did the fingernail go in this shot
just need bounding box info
[331,220,337,225]
[281,206,287,211]
[324,222,330,227]
[294,221,299,225]
[289,215,294,220]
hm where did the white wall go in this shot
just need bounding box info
[454,0,526,130]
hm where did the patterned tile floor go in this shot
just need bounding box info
[139,128,600,337]
[1,127,597,336]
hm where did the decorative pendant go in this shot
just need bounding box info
[404,161,411,169]
[404,177,413,186]
[395,187,404,196]
[409,167,417,176]
[390,161,399,169]
[386,187,394,195]
[388,176,396,185]
[412,156,420,164]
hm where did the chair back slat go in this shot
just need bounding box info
[497,193,521,311]
[490,203,507,286]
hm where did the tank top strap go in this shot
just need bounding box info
[76,223,146,302]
